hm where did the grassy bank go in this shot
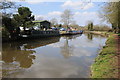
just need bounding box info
[91,33,119,78]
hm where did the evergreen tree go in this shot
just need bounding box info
[13,7,35,31]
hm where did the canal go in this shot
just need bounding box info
[2,33,107,78]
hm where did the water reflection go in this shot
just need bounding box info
[2,37,60,77]
[60,35,81,58]
[62,34,82,40]
[2,43,36,77]
[84,33,108,40]
[2,34,107,78]
[23,37,60,49]
[87,33,93,40]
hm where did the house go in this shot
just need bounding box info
[33,20,51,30]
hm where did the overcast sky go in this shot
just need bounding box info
[14,0,113,26]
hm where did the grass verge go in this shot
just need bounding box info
[91,33,119,78]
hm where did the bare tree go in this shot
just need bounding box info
[36,16,44,21]
[70,20,78,26]
[70,20,79,29]
[50,18,58,27]
[60,9,74,28]
[99,2,120,33]
[0,1,20,17]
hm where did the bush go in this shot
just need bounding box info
[2,27,10,37]
[93,25,112,31]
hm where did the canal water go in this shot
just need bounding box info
[2,33,107,78]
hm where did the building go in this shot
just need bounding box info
[33,20,51,30]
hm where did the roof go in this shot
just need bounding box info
[32,20,50,23]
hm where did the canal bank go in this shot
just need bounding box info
[91,33,119,78]
[84,31,110,37]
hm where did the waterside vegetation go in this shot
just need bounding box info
[91,33,119,78]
